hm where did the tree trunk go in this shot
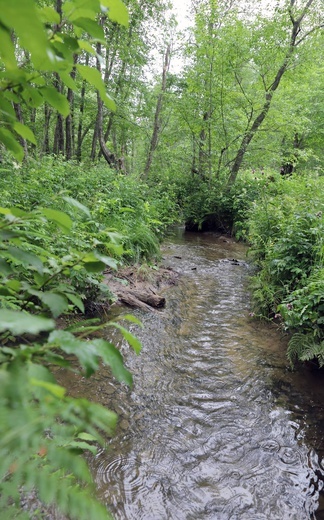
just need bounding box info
[52,74,65,155]
[90,121,99,161]
[13,102,28,158]
[53,115,64,155]
[143,43,171,179]
[95,18,118,168]
[227,0,317,187]
[43,104,51,154]
[76,54,89,161]
[198,110,211,179]
[65,56,78,160]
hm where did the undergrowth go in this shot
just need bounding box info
[239,171,324,367]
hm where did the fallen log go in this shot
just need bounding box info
[104,264,178,310]
[117,288,165,310]
[130,289,165,308]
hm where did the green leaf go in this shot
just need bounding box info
[93,253,118,270]
[21,86,43,108]
[67,441,97,454]
[91,338,133,385]
[65,293,85,313]
[120,314,143,327]
[109,323,142,354]
[0,129,24,161]
[7,246,44,273]
[28,290,69,318]
[83,251,117,270]
[0,26,17,70]
[59,71,78,91]
[0,310,54,335]
[63,1,98,21]
[48,330,99,377]
[101,92,117,111]
[77,39,97,56]
[101,0,129,26]
[41,87,70,117]
[8,207,29,218]
[76,64,116,111]
[63,196,91,218]
[41,292,69,318]
[76,64,103,90]
[119,207,135,213]
[0,258,13,276]
[83,261,105,273]
[0,0,50,69]
[28,362,56,384]
[30,378,66,398]
[13,122,36,145]
[77,432,98,442]
[0,94,16,121]
[71,8,98,21]
[38,6,61,24]
[72,18,105,41]
[41,208,73,232]
[6,279,21,292]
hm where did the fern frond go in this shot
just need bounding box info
[287,333,324,366]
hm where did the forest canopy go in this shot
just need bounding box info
[0,0,323,181]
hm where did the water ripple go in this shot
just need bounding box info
[90,231,324,519]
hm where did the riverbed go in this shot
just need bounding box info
[65,229,324,519]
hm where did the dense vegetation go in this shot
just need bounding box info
[0,0,323,518]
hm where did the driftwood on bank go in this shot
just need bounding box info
[103,265,178,311]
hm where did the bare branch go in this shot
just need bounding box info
[296,23,324,45]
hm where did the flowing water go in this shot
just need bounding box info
[67,229,324,519]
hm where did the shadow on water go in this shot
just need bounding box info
[60,228,324,519]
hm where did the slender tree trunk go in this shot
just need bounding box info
[143,43,171,179]
[198,109,211,179]
[95,17,117,167]
[90,122,99,161]
[52,0,64,156]
[13,102,28,157]
[53,116,64,155]
[99,25,130,159]
[76,54,89,161]
[53,75,65,155]
[43,104,51,154]
[227,0,317,186]
[65,56,78,160]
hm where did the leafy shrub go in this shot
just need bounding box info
[0,206,142,519]
[0,157,177,264]
[246,172,324,365]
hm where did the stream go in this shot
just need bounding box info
[66,229,324,519]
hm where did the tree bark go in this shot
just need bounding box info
[13,102,28,157]
[43,104,51,154]
[95,19,118,168]
[65,56,78,160]
[53,74,65,155]
[76,54,89,161]
[143,43,171,178]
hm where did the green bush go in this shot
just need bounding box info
[0,205,142,519]
[0,157,179,264]
[245,172,324,365]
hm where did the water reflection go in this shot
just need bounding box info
[78,229,324,519]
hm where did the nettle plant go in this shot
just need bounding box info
[0,204,142,519]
